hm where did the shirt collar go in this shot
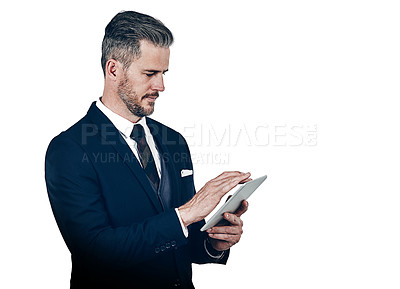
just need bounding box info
[96,99,149,138]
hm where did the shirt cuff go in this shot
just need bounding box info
[175,208,189,238]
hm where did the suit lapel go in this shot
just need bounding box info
[85,102,163,213]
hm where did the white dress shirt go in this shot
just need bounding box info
[96,99,188,237]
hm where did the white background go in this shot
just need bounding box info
[1,0,400,288]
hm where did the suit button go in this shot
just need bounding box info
[160,245,166,252]
[155,247,160,254]
[171,241,176,247]
[166,242,171,249]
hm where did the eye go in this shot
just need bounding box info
[145,73,155,77]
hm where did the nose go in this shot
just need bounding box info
[151,74,165,92]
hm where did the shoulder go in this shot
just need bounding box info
[47,102,107,153]
[45,113,103,186]
[45,109,101,169]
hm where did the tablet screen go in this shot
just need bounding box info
[200,175,267,231]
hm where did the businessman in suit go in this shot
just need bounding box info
[45,11,251,288]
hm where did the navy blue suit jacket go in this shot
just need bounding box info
[45,102,228,288]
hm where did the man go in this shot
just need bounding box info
[45,11,251,288]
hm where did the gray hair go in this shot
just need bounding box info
[101,11,174,76]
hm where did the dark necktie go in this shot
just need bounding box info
[130,124,160,190]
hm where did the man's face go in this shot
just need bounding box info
[117,40,170,117]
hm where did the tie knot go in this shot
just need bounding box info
[130,124,145,141]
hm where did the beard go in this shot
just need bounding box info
[117,75,158,118]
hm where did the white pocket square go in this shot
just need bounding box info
[181,169,193,177]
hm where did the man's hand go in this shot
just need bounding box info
[207,200,249,251]
[178,171,251,227]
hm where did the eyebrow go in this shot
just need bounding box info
[144,69,169,74]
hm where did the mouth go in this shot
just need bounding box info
[145,96,157,102]
[143,92,159,102]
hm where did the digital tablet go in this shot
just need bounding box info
[200,175,267,231]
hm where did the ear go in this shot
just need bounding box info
[105,59,119,81]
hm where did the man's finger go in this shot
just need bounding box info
[234,200,249,217]
[209,233,240,243]
[216,171,249,179]
[207,174,250,200]
[207,224,241,235]
[239,177,252,184]
[212,171,248,183]
[208,172,251,198]
[223,212,242,226]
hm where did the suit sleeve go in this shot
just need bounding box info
[45,134,188,268]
